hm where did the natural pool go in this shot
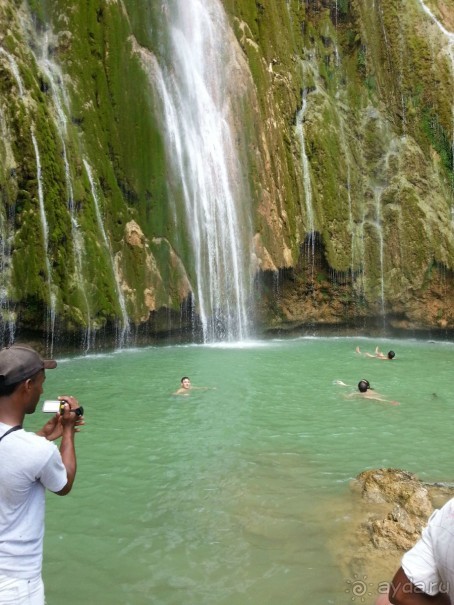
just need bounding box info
[27,336,454,604]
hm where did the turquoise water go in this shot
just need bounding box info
[26,337,454,604]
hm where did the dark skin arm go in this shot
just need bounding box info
[36,414,62,440]
[36,410,84,441]
[55,412,76,495]
[389,567,451,605]
[37,396,84,496]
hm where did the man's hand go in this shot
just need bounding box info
[36,395,84,441]
[36,414,62,441]
[58,395,85,432]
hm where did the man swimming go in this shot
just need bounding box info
[173,377,214,396]
[174,376,192,395]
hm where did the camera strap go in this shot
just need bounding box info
[0,425,22,443]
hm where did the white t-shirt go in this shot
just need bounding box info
[402,497,454,601]
[0,423,67,579]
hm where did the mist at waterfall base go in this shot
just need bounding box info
[25,336,454,605]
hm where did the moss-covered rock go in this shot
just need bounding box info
[0,0,453,349]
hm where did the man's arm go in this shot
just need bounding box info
[54,397,83,496]
[389,567,451,605]
[36,414,62,440]
[370,395,400,406]
[55,421,76,495]
[191,386,214,391]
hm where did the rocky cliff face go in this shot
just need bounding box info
[224,0,454,335]
[0,0,452,350]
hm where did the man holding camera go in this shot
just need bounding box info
[0,345,84,605]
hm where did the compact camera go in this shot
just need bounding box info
[42,400,84,416]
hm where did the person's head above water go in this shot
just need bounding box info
[180,376,191,389]
[387,350,395,359]
[358,379,370,393]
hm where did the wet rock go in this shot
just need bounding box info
[332,469,454,597]
[356,469,432,514]
[353,469,435,550]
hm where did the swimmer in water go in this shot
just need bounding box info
[346,379,399,405]
[356,346,395,360]
[334,380,351,387]
[173,376,214,396]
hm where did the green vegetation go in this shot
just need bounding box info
[0,0,452,341]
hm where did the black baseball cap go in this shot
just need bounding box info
[0,345,57,386]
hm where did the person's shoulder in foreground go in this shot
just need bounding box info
[0,343,84,604]
[376,497,454,604]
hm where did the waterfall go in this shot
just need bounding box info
[0,47,25,97]
[1,44,59,351]
[0,47,23,345]
[416,0,454,181]
[83,159,130,348]
[0,162,15,345]
[417,1,454,40]
[150,0,253,342]
[31,132,57,354]
[36,34,93,350]
[296,88,316,239]
[295,58,317,265]
[372,186,386,317]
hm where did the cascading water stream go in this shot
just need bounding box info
[83,159,130,348]
[31,133,57,354]
[1,45,59,351]
[373,186,386,318]
[296,89,316,238]
[36,35,93,350]
[0,47,23,344]
[0,47,25,97]
[417,0,454,40]
[416,0,454,182]
[150,0,252,343]
[0,156,15,345]
[295,59,317,266]
[0,212,15,345]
